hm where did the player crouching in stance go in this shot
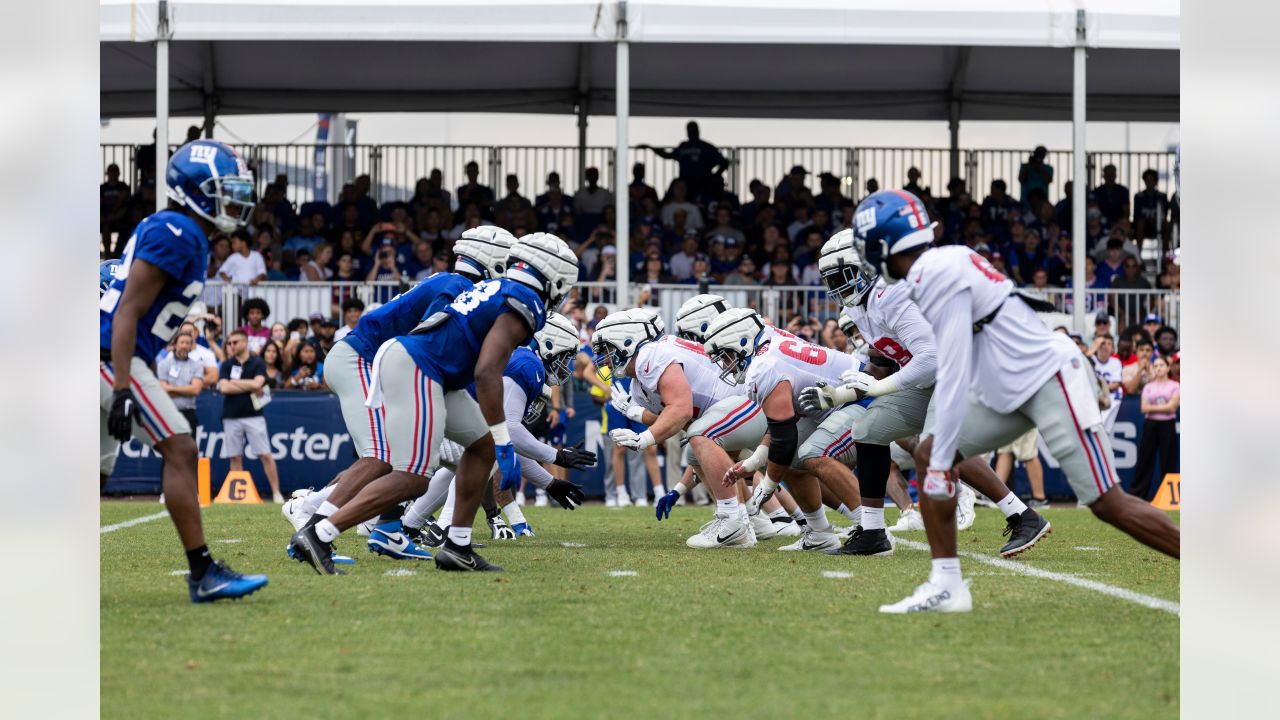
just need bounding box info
[289,233,579,574]
[594,309,767,548]
[101,140,267,602]
[859,192,1180,613]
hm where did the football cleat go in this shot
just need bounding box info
[1000,509,1052,558]
[749,512,780,540]
[633,496,648,508]
[778,527,841,552]
[534,490,549,507]
[771,517,803,537]
[686,512,755,549]
[289,526,345,576]
[489,516,517,540]
[356,519,376,537]
[434,539,503,572]
[889,507,926,532]
[1026,497,1050,509]
[826,526,894,556]
[605,496,618,508]
[956,483,977,531]
[286,544,355,565]
[879,579,973,614]
[187,561,267,603]
[512,522,536,538]
[367,525,432,560]
[281,489,313,531]
[422,520,446,548]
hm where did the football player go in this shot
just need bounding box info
[100,140,267,602]
[856,191,1179,613]
[289,233,578,574]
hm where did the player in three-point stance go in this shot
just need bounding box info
[100,140,268,602]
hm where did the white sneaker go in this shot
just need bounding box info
[686,512,755,549]
[534,489,549,507]
[633,496,648,508]
[879,579,973,614]
[615,490,632,508]
[778,527,841,552]
[272,492,286,505]
[772,518,802,537]
[889,508,926,532]
[749,512,779,540]
[605,496,618,508]
[281,489,313,531]
[956,484,976,531]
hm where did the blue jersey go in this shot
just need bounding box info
[399,279,546,391]
[504,347,546,412]
[99,210,208,362]
[342,272,472,362]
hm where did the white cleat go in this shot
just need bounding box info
[956,483,976,531]
[614,491,632,508]
[633,496,648,508]
[686,512,756,549]
[605,495,618,508]
[772,518,802,537]
[749,512,780,540]
[778,527,841,552]
[281,489,313,531]
[534,490,549,507]
[890,508,926,532]
[356,519,376,537]
[879,579,973,614]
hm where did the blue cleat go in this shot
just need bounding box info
[512,522,536,538]
[368,523,432,560]
[187,561,268,603]
[286,544,355,565]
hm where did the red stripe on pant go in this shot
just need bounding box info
[408,368,422,472]
[100,365,161,444]
[1054,372,1106,496]
[413,374,435,475]
[358,357,380,460]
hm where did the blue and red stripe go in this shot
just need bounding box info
[1055,372,1107,496]
[702,400,756,439]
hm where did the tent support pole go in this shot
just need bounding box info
[1071,10,1087,333]
[576,43,590,189]
[948,104,960,182]
[614,1,630,306]
[202,42,216,139]
[155,1,170,213]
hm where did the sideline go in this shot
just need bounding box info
[894,538,1180,615]
[100,510,169,534]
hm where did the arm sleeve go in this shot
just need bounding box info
[926,288,975,471]
[890,306,939,390]
[504,377,556,464]
[519,455,555,490]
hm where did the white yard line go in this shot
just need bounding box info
[894,538,1179,616]
[100,510,169,534]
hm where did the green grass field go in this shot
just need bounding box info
[101,501,1179,720]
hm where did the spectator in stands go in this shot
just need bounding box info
[352,175,379,227]
[156,332,205,436]
[668,232,705,282]
[261,340,286,388]
[1154,325,1179,361]
[402,240,433,282]
[1017,146,1054,207]
[1122,335,1156,396]
[765,256,797,287]
[135,129,156,181]
[739,180,771,226]
[680,257,716,288]
[1133,169,1170,251]
[637,253,675,286]
[637,121,727,200]
[574,226,613,278]
[901,166,926,197]
[812,172,845,216]
[628,162,659,209]
[495,174,535,231]
[218,330,283,503]
[536,180,574,234]
[704,205,745,246]
[1006,229,1045,286]
[415,207,447,249]
[179,319,225,372]
[1041,234,1072,286]
[708,237,745,281]
[334,298,365,342]
[239,298,272,355]
[100,163,131,256]
[366,239,404,283]
[774,165,812,207]
[1094,238,1129,287]
[218,229,267,286]
[723,255,760,286]
[299,242,333,283]
[574,166,614,219]
[660,179,704,232]
[594,244,619,283]
[981,180,1021,244]
[1094,164,1130,224]
[423,168,453,215]
[1130,355,1179,500]
[286,342,326,391]
[1111,255,1152,290]
[862,178,880,201]
[285,212,323,255]
[1088,331,1125,431]
[785,203,814,242]
[452,162,493,219]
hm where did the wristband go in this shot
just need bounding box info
[626,405,646,423]
[867,375,901,397]
[741,444,769,473]
[489,422,511,445]
[673,482,688,496]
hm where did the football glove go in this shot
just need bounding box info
[797,381,858,414]
[495,443,522,491]
[553,441,596,470]
[746,477,779,516]
[107,388,139,443]
[610,428,656,451]
[545,479,585,510]
[922,468,957,501]
[610,382,646,423]
[655,489,681,521]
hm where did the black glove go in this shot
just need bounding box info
[107,388,139,443]
[545,479,585,510]
[553,441,597,470]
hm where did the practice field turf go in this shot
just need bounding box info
[101,502,1179,719]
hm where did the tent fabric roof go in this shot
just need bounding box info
[100,1,1179,121]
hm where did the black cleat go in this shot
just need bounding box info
[290,526,345,575]
[826,526,894,556]
[1000,509,1052,558]
[434,539,503,572]
[422,520,446,548]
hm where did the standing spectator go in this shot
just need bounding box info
[774,165,811,209]
[286,342,326,391]
[1110,256,1152,290]
[494,174,535,231]
[1094,164,1131,224]
[861,178,880,201]
[813,172,847,218]
[455,161,495,214]
[218,229,267,286]
[260,340,286,388]
[334,297,364,342]
[660,179,704,232]
[177,320,221,386]
[1132,169,1169,252]
[1122,335,1156,395]
[980,180,1021,244]
[239,298,272,355]
[535,181,573,234]
[1088,333,1124,431]
[366,239,404,283]
[723,255,760,285]
[1129,356,1180,500]
[637,121,727,200]
[628,162,660,208]
[156,332,205,436]
[573,167,614,218]
[100,163,131,255]
[1017,146,1054,207]
[739,180,772,226]
[217,330,283,503]
[903,166,927,197]
[1094,239,1130,287]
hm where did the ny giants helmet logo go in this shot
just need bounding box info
[855,208,877,234]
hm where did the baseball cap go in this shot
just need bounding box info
[1143,313,1161,324]
[1094,311,1111,325]
[309,312,324,322]
[601,245,617,256]
[789,165,809,175]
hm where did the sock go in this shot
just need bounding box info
[438,479,457,530]
[802,509,831,532]
[186,545,213,581]
[617,485,631,500]
[838,503,862,525]
[448,525,473,547]
[315,501,339,518]
[503,500,526,526]
[301,485,336,515]
[716,497,740,515]
[996,493,1029,519]
[862,506,885,530]
[767,508,789,521]
[315,519,340,543]
[930,557,963,589]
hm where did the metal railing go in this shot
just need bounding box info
[1020,288,1179,332]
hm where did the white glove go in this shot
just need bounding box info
[844,370,899,398]
[610,383,646,423]
[610,428,655,451]
[798,381,859,414]
[746,476,779,516]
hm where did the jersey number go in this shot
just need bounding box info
[99,235,204,342]
[778,339,827,365]
[969,253,1007,283]
[449,280,501,315]
[872,337,913,365]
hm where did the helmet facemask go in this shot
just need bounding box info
[198,175,254,233]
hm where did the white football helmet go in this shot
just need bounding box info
[818,229,877,307]
[533,311,580,385]
[675,293,729,342]
[507,232,578,305]
[631,306,666,338]
[702,307,767,386]
[590,309,660,377]
[454,226,515,281]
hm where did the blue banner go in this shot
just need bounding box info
[106,393,1175,502]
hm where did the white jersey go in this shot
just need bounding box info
[841,278,938,390]
[1092,355,1124,402]
[908,245,1078,468]
[743,334,860,417]
[631,335,738,420]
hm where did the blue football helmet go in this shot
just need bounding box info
[100,259,123,297]
[852,190,936,283]
[165,140,254,233]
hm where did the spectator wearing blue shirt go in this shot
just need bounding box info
[739,180,772,227]
[1094,238,1130,287]
[455,161,495,216]
[365,238,404,284]
[1017,146,1054,208]
[980,180,1022,244]
[679,257,718,287]
[1006,231,1046,286]
[1094,164,1130,225]
[708,236,745,281]
[638,121,727,201]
